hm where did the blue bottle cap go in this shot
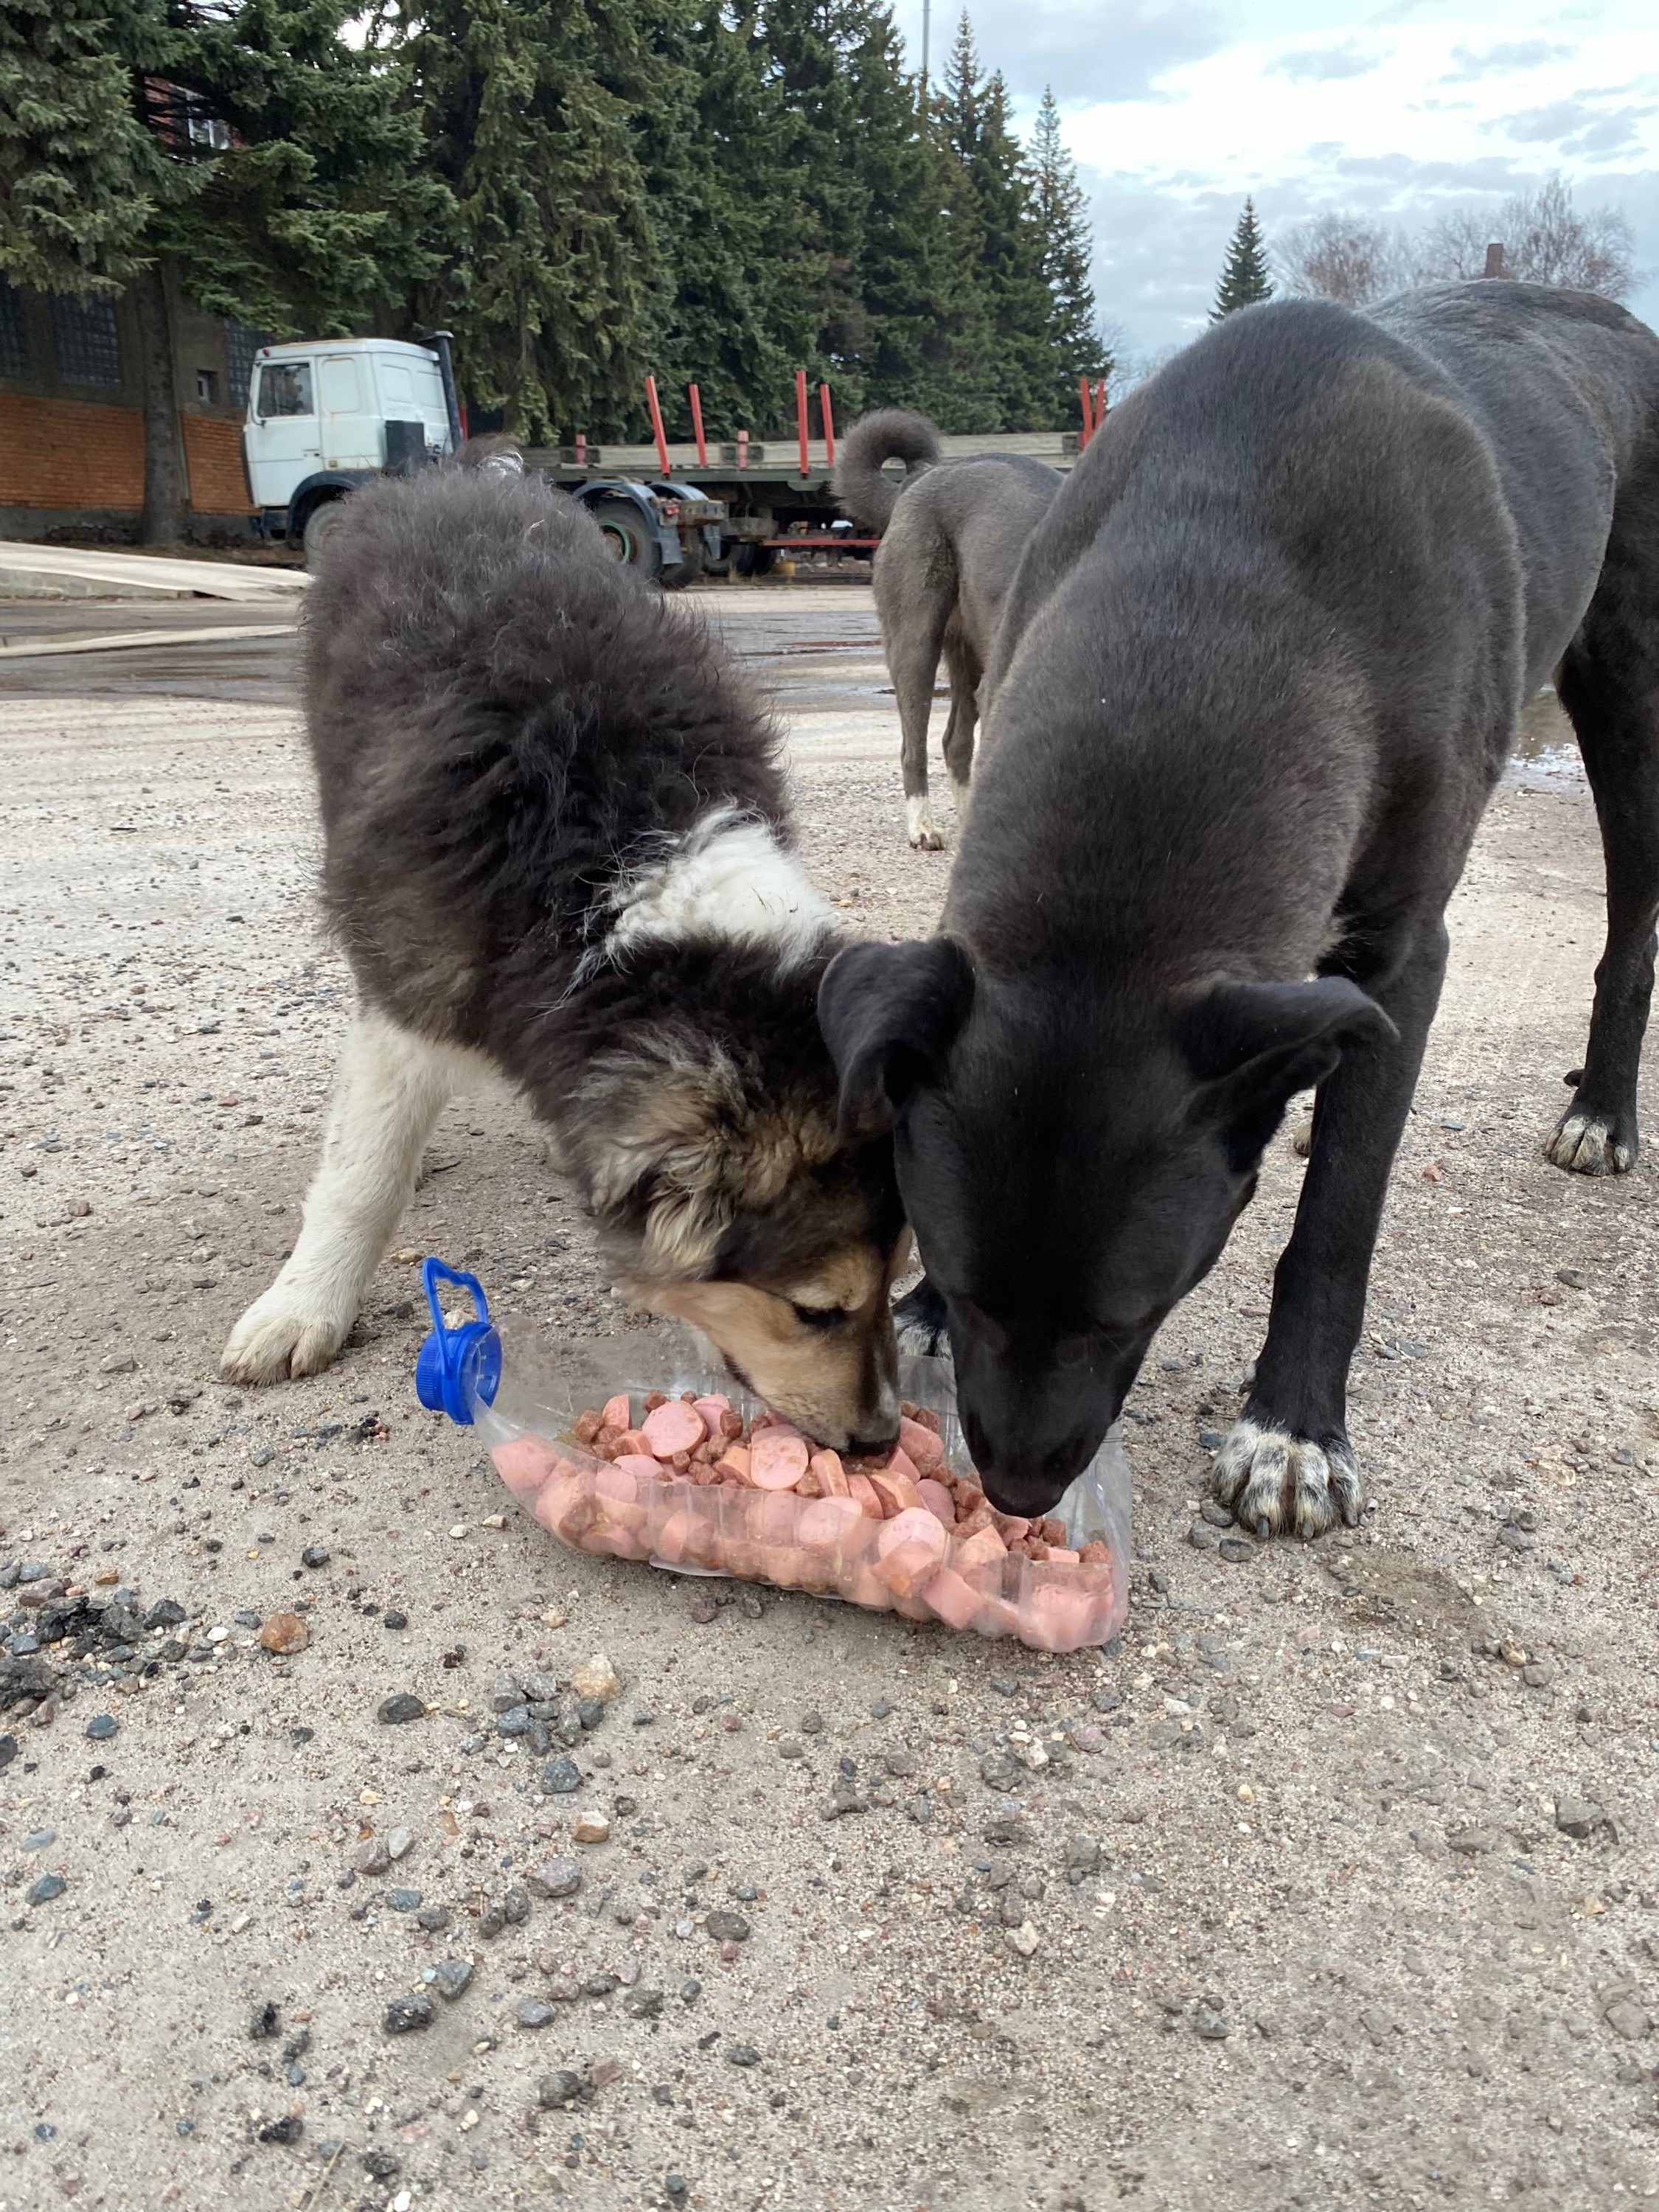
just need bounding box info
[414,1257,501,1426]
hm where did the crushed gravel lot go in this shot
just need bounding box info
[1,587,1655,2212]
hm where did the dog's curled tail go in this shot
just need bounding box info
[832,408,942,533]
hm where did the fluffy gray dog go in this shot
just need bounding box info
[834,410,1061,849]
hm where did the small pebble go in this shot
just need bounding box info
[258,1613,310,1656]
[85,1713,118,1742]
[378,1693,425,1725]
[524,1857,582,1899]
[573,1813,611,1846]
[541,1755,582,1795]
[27,1873,66,1906]
[517,2000,556,2028]
[538,2071,584,2110]
[383,1610,408,1630]
[704,1908,751,1944]
[1554,1794,1607,1840]
[301,1546,330,1568]
[386,1826,414,1861]
[571,1652,622,1705]
[383,1994,435,2034]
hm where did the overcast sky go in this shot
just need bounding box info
[888,0,1658,357]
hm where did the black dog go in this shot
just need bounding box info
[820,282,1659,1537]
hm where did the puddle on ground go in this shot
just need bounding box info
[1508,689,1583,790]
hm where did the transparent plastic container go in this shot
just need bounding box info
[415,1259,1130,1652]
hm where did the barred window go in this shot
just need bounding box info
[224,320,265,407]
[51,293,122,387]
[0,280,28,377]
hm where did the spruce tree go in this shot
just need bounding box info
[1211,196,1274,320]
[397,0,661,443]
[840,1,950,415]
[640,0,803,439]
[0,0,445,540]
[1031,87,1104,424]
[975,69,1053,425]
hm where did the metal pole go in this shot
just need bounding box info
[1078,375,1095,448]
[819,382,836,467]
[644,375,671,476]
[688,383,709,467]
[795,367,810,478]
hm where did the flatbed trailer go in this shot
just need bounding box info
[521,430,1083,579]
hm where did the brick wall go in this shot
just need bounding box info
[0,392,251,517]
[182,414,251,514]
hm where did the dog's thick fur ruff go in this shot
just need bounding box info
[835,408,1061,849]
[223,462,904,1449]
[821,282,1659,1530]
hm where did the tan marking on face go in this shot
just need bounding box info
[624,1235,909,1451]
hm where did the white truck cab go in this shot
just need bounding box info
[243,335,459,557]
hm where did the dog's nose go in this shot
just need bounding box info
[849,1426,900,1456]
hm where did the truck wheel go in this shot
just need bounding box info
[589,496,664,582]
[301,497,348,566]
[732,543,776,580]
[660,536,704,591]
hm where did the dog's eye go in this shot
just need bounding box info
[788,1301,843,1331]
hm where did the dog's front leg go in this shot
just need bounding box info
[221,1009,455,1383]
[1215,921,1450,1539]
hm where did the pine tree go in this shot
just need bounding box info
[975,69,1053,426]
[1211,196,1274,321]
[838,1,950,415]
[1031,87,1104,424]
[640,0,803,439]
[397,0,661,443]
[0,0,445,540]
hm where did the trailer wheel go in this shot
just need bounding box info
[301,495,349,566]
[590,496,663,581]
[660,536,705,591]
[732,542,776,579]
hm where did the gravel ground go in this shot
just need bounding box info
[1,590,1656,2212]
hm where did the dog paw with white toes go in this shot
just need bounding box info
[905,799,946,852]
[1543,1105,1636,1176]
[1212,1416,1363,1540]
[221,1290,352,1385]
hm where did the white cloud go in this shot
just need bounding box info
[889,0,1659,347]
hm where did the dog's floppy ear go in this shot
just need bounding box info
[1176,976,1397,1158]
[818,938,973,1138]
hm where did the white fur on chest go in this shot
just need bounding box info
[593,806,832,973]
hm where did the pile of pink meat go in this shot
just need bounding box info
[490,1388,1124,1652]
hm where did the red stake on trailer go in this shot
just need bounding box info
[574,432,587,466]
[737,430,749,470]
[644,375,671,476]
[1078,375,1096,448]
[688,383,709,467]
[796,367,810,477]
[819,382,836,467]
[1095,378,1108,430]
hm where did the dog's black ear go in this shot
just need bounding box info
[1177,976,1397,1158]
[818,938,973,1138]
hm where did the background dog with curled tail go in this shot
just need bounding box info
[834,409,1061,852]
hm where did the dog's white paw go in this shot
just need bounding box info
[221,1287,353,1384]
[1212,1417,1362,1540]
[905,798,945,852]
[1543,1107,1635,1176]
[1290,1112,1315,1158]
[537,1125,573,1175]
